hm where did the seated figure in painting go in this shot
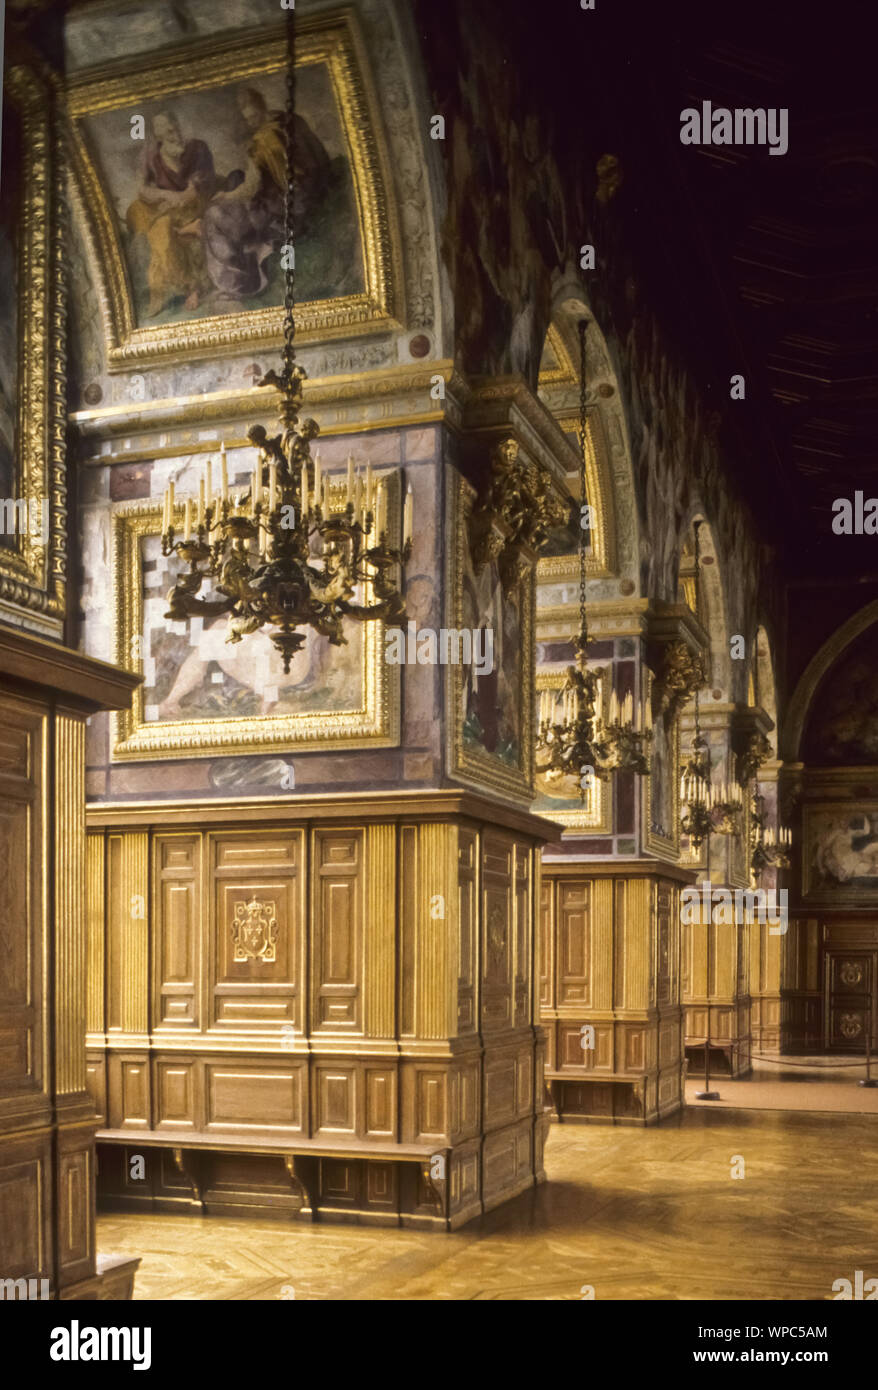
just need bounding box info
[199,86,331,301]
[126,111,217,316]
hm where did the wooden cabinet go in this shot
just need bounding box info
[86,794,556,1229]
[0,628,139,1298]
[824,941,878,1052]
[539,861,694,1125]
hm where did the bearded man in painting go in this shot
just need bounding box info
[126,111,217,316]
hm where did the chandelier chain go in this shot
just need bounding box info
[577,318,589,646]
[283,4,297,390]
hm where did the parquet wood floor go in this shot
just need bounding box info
[96,1107,877,1301]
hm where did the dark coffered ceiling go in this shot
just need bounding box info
[517,0,878,580]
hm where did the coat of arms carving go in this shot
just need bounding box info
[232,897,279,963]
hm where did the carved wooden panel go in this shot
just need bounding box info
[0,698,45,1101]
[399,824,418,1037]
[484,1054,516,1128]
[365,1068,395,1137]
[57,1143,92,1278]
[558,882,590,1006]
[314,1066,356,1134]
[539,878,554,1010]
[457,829,477,1033]
[656,883,673,1004]
[154,835,201,1030]
[312,830,363,1033]
[206,1062,303,1132]
[0,1139,49,1278]
[105,832,149,1037]
[481,833,514,1031]
[416,1070,447,1139]
[155,1059,197,1130]
[514,845,530,1026]
[449,1061,480,1140]
[210,832,304,1031]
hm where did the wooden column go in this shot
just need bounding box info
[0,628,140,1298]
[539,861,695,1125]
[86,792,557,1230]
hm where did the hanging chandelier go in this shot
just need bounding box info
[679,521,743,850]
[160,7,409,674]
[535,319,652,797]
[750,787,791,880]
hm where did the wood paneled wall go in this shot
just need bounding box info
[86,795,554,1229]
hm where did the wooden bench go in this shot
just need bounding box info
[96,1129,450,1219]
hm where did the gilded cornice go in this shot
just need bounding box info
[456,373,581,488]
[85,786,564,841]
[536,598,650,641]
[72,361,456,460]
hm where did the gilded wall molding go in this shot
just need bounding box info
[0,65,67,632]
[66,13,404,369]
[111,495,400,760]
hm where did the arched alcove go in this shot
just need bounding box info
[677,512,731,703]
[782,600,878,763]
[536,289,641,599]
[752,624,778,757]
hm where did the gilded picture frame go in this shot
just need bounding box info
[446,471,535,805]
[66,12,402,370]
[643,672,680,860]
[802,801,878,904]
[0,65,66,636]
[532,668,612,833]
[111,479,401,761]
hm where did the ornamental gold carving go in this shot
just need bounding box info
[469,437,567,595]
[839,1013,863,1039]
[654,640,706,722]
[487,904,507,973]
[840,962,864,988]
[232,897,279,963]
[0,66,66,631]
[738,730,772,785]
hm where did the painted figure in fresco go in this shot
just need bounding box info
[461,555,520,766]
[199,86,330,300]
[126,112,217,316]
[815,816,878,885]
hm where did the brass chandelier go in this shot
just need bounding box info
[535,319,652,796]
[750,787,791,880]
[160,7,409,674]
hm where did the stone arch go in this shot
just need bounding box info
[536,282,641,598]
[677,510,732,703]
[782,600,878,763]
[752,623,779,756]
